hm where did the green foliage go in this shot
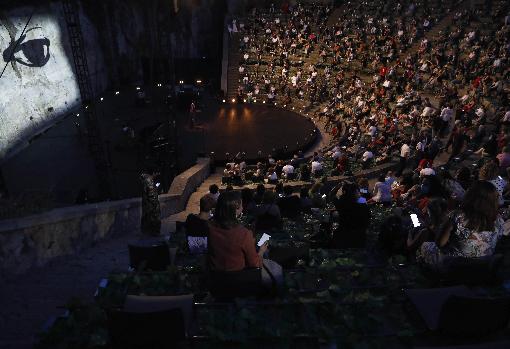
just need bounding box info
[39,205,436,348]
[36,302,108,349]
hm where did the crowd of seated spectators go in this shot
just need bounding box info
[191,0,510,296]
[224,0,508,188]
[190,154,510,288]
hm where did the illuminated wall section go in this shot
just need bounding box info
[0,6,80,159]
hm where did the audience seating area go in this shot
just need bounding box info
[37,0,510,348]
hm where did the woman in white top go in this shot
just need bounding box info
[419,181,505,267]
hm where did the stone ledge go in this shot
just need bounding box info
[0,158,210,274]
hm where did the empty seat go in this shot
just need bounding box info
[439,254,504,286]
[128,241,171,271]
[124,294,194,335]
[406,286,510,337]
[209,268,263,301]
[438,295,510,337]
[106,308,185,349]
[406,286,475,331]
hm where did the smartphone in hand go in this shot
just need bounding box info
[410,213,421,228]
[257,233,271,247]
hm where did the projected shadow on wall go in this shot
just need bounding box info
[3,27,51,68]
[0,8,80,160]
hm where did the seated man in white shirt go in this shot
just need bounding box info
[440,106,453,122]
[368,125,377,137]
[331,147,342,160]
[362,150,374,162]
[267,92,275,103]
[267,170,278,182]
[311,160,323,175]
[282,163,295,178]
[420,167,436,177]
[421,106,435,117]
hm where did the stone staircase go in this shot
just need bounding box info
[162,172,223,229]
[391,0,469,64]
[326,2,347,26]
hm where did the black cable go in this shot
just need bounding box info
[0,10,35,80]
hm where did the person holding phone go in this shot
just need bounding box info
[208,191,282,289]
[331,181,371,248]
[419,181,505,267]
[140,167,161,236]
[407,198,448,254]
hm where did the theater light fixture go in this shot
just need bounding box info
[263,101,266,104]
[196,80,202,84]
[136,87,141,90]
[179,80,184,84]
[222,99,226,103]
[100,97,104,101]
[76,113,80,117]
[115,91,120,95]
[232,98,236,103]
[243,99,247,103]
[157,83,162,87]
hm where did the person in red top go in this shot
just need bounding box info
[208,191,263,271]
[208,191,282,288]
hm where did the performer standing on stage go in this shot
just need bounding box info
[189,100,197,128]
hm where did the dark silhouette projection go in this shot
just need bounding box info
[3,27,50,68]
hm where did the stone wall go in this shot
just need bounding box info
[0,157,210,275]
